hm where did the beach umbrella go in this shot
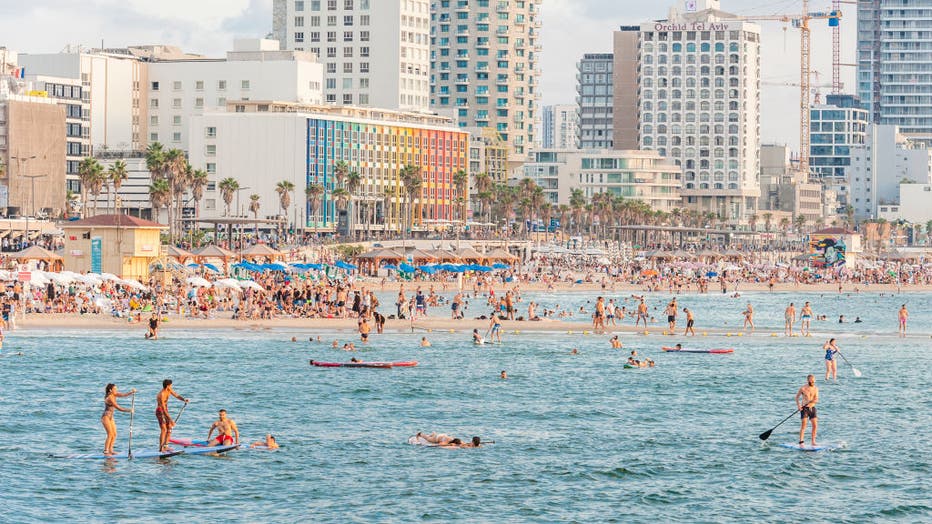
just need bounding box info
[99,273,121,282]
[186,276,211,287]
[492,263,510,270]
[399,263,416,273]
[418,265,437,274]
[118,279,148,291]
[383,264,398,270]
[706,271,718,277]
[213,278,242,290]
[239,280,265,291]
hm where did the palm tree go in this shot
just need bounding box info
[88,166,106,217]
[844,205,856,231]
[331,187,351,216]
[382,188,396,232]
[453,169,469,224]
[275,179,295,234]
[795,214,807,234]
[64,190,79,219]
[148,179,171,223]
[399,165,422,236]
[249,194,261,237]
[762,212,773,232]
[77,157,102,218]
[333,160,350,190]
[569,189,586,235]
[345,171,361,237]
[107,160,128,214]
[779,216,791,241]
[473,172,493,227]
[218,177,239,217]
[305,183,324,235]
[189,168,209,221]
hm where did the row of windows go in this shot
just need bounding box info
[151,80,250,91]
[294,0,372,12]
[644,42,742,53]
[684,183,742,191]
[642,30,759,43]
[293,30,370,43]
[294,14,370,27]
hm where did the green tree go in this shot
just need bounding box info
[107,160,128,213]
[249,194,261,237]
[218,177,240,217]
[275,180,296,238]
[305,183,324,234]
[77,157,103,218]
[148,179,171,222]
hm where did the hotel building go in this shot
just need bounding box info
[576,53,614,149]
[614,0,762,222]
[189,102,468,234]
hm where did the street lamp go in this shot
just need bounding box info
[235,186,250,257]
[10,154,38,249]
[23,173,48,248]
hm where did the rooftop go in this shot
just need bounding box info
[63,214,166,228]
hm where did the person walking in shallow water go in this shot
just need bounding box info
[898,304,908,337]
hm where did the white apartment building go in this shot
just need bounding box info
[615,0,762,222]
[18,48,147,152]
[848,125,932,220]
[541,104,578,149]
[522,149,682,211]
[430,0,542,161]
[273,0,430,111]
[878,184,932,224]
[146,39,323,152]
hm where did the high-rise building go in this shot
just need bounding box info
[614,0,762,222]
[809,94,869,208]
[273,0,430,111]
[858,0,932,139]
[541,104,578,149]
[576,53,613,149]
[145,39,323,152]
[430,0,542,161]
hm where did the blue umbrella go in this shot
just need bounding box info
[398,263,416,273]
[492,263,510,270]
[706,271,718,277]
[418,265,437,274]
[334,261,358,270]
[383,264,398,270]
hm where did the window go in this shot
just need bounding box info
[195,98,204,109]
[343,63,353,73]
[217,97,226,106]
[344,0,353,8]
[151,81,160,91]
[327,63,336,73]
[150,98,159,108]
[206,145,217,156]
[235,105,246,112]
[217,80,227,90]
[173,115,182,126]
[360,46,369,57]
[150,116,159,126]
[295,32,304,43]
[343,47,353,58]
[173,81,182,91]
[359,94,369,104]
[311,32,320,42]
[360,31,369,41]
[359,62,369,73]
[326,78,336,89]
[344,15,353,26]
[327,47,336,58]
[295,16,304,27]
[150,132,159,141]
[172,98,182,108]
[195,80,204,91]
[327,15,336,26]
[343,94,353,104]
[206,127,217,138]
[359,78,369,88]
[295,0,304,10]
[172,132,182,142]
[327,0,336,9]
[326,94,336,103]
[241,80,250,89]
[327,31,336,42]
[360,15,369,25]
[206,163,216,174]
[344,31,353,42]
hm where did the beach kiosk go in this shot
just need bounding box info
[62,214,167,280]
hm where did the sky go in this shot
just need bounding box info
[0,0,857,150]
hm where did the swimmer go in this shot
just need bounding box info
[854,316,862,323]
[683,307,695,336]
[898,304,908,337]
[610,335,622,348]
[331,340,339,348]
[291,336,297,342]
[250,434,279,450]
[823,338,840,381]
[784,303,797,337]
[500,370,507,380]
[570,348,578,355]
[800,302,813,337]
[472,329,485,345]
[742,303,755,332]
[420,336,431,347]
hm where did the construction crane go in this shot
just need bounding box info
[721,0,841,176]
[831,0,858,95]
[763,71,835,104]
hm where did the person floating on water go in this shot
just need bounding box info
[206,409,239,447]
[610,335,622,348]
[251,434,279,450]
[795,374,819,447]
[500,370,507,380]
[414,432,484,448]
[101,383,135,455]
[823,338,840,382]
[420,336,431,347]
[473,329,485,345]
[156,379,188,451]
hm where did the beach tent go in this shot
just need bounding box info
[164,245,195,263]
[10,245,64,271]
[240,243,284,262]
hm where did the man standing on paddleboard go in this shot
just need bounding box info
[795,375,819,446]
[156,379,188,451]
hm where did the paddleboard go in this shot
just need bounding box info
[57,449,183,460]
[170,438,209,447]
[661,347,734,354]
[778,442,846,452]
[183,444,240,455]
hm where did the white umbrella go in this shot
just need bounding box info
[99,273,121,282]
[119,279,148,291]
[45,272,76,285]
[28,272,51,286]
[212,278,242,290]
[238,280,264,291]
[76,274,103,286]
[0,270,12,281]
[186,276,211,287]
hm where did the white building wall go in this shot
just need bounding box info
[189,113,307,221]
[849,125,932,219]
[878,184,932,224]
[147,43,322,151]
[275,0,429,111]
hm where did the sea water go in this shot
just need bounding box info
[0,291,929,522]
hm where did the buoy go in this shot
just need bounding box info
[771,333,778,337]
[726,333,732,337]
[568,330,573,334]
[449,329,455,333]
[427,329,433,332]
[738,332,744,337]
[583,331,590,335]
[662,331,668,336]
[702,332,707,336]
[643,331,649,335]
[515,330,521,334]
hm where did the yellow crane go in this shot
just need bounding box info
[721,0,841,175]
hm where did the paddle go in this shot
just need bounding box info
[759,408,801,441]
[174,400,189,426]
[127,393,136,460]
[836,352,862,377]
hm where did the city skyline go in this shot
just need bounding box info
[2,0,857,150]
